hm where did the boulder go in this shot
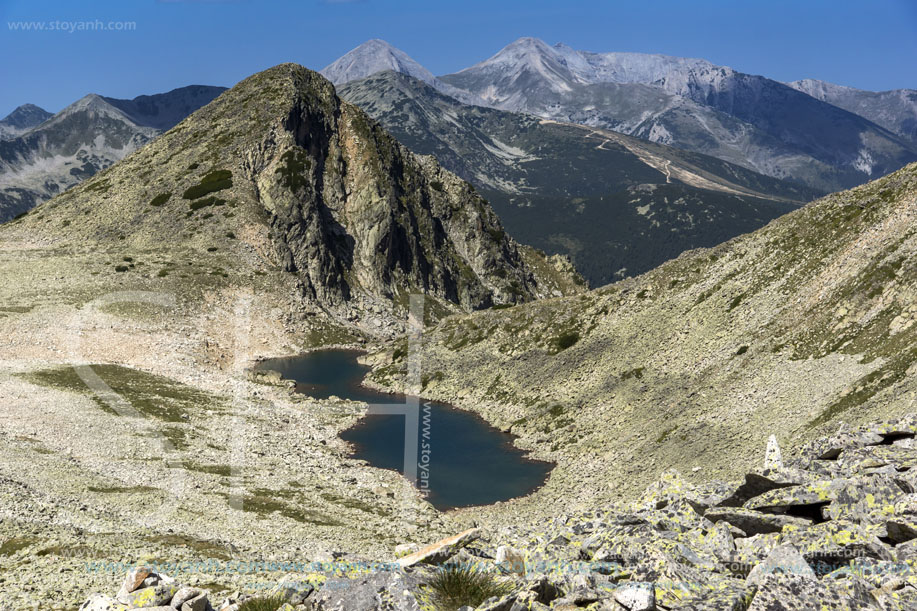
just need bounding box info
[747,573,876,610]
[309,570,422,610]
[613,582,655,610]
[716,468,816,508]
[745,545,815,587]
[79,594,129,611]
[117,567,152,598]
[705,507,812,536]
[495,545,526,576]
[764,435,783,470]
[170,587,202,608]
[798,430,884,462]
[117,584,179,608]
[397,528,480,568]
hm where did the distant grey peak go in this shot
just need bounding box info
[102,85,227,130]
[321,39,436,86]
[44,94,135,126]
[0,103,53,139]
[322,39,486,106]
[1,103,52,129]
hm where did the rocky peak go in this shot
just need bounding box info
[7,63,576,329]
[321,39,437,86]
[0,103,52,138]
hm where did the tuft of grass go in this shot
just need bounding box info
[150,193,171,207]
[426,565,513,611]
[21,365,222,421]
[114,265,129,272]
[551,330,580,353]
[275,147,312,192]
[189,196,226,211]
[0,537,40,556]
[183,169,232,200]
[237,596,287,611]
[736,345,749,355]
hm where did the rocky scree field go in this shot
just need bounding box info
[74,417,917,610]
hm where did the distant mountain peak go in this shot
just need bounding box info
[321,40,486,106]
[320,39,436,86]
[0,103,53,139]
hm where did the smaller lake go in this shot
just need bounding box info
[257,350,553,510]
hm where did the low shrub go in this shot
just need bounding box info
[183,170,232,200]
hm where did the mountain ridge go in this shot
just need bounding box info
[0,86,226,222]
[3,63,580,334]
[0,103,52,139]
[367,160,917,513]
[440,37,917,193]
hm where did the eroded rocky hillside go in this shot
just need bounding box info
[368,161,917,520]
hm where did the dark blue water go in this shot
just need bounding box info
[256,350,553,510]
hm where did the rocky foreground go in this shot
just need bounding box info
[76,414,917,610]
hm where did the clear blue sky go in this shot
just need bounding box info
[2,0,916,117]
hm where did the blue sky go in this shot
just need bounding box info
[2,0,916,117]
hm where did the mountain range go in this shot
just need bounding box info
[326,38,917,194]
[789,78,917,143]
[338,70,815,285]
[0,85,225,221]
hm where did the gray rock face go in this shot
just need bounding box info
[309,570,422,611]
[789,78,917,144]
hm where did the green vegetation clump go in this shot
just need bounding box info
[486,228,505,242]
[150,193,171,207]
[114,265,129,272]
[21,365,222,421]
[736,345,749,355]
[84,179,111,193]
[425,565,513,611]
[189,196,227,211]
[183,169,233,200]
[275,147,312,192]
[551,330,580,352]
[430,180,444,192]
[621,367,645,381]
[237,597,287,611]
[0,537,39,556]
